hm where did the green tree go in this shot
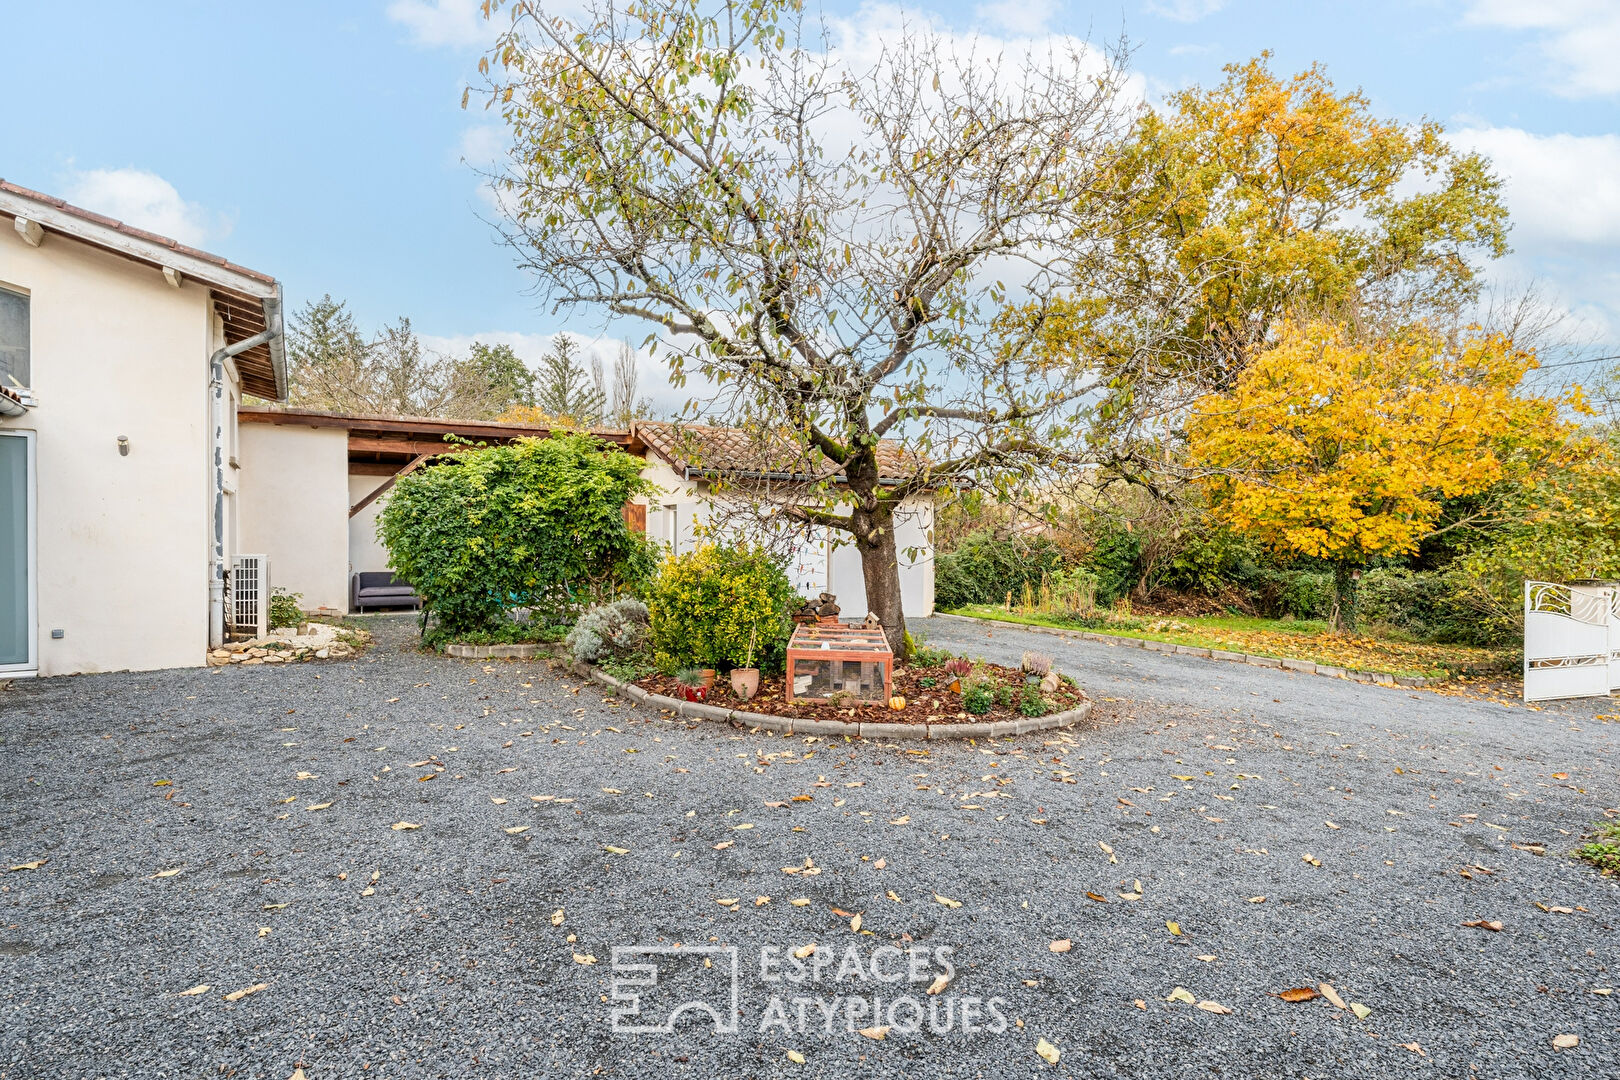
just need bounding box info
[377,434,654,633]
[532,334,605,425]
[464,341,537,414]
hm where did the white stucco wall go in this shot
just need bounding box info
[0,228,216,674]
[348,474,393,582]
[633,459,934,620]
[238,424,351,612]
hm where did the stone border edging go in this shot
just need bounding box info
[934,612,1437,688]
[445,640,1092,739]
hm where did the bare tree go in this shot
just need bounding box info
[474,0,1151,653]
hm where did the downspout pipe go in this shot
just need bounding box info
[208,327,276,648]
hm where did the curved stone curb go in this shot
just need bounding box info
[445,642,554,659]
[935,612,1439,688]
[444,640,1093,738]
[578,661,1092,740]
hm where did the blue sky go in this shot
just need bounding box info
[3,1,1616,406]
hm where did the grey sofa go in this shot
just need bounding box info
[351,572,421,613]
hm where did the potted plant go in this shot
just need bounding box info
[730,626,761,702]
[675,668,709,702]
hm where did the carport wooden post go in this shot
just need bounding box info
[349,453,431,519]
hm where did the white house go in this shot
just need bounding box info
[235,410,935,623]
[0,180,286,677]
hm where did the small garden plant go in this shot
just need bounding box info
[268,588,304,630]
[643,544,796,671]
[1575,820,1620,876]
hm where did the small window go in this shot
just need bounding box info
[0,287,27,390]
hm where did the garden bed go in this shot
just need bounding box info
[633,660,1087,726]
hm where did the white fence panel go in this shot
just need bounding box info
[1524,581,1610,702]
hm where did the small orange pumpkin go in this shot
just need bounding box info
[889,695,906,710]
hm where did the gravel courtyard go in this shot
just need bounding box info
[2,614,1616,1079]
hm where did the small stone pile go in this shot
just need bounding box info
[207,641,356,666]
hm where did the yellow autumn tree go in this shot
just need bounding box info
[1186,319,1579,629]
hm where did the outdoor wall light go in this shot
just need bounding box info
[117,435,129,456]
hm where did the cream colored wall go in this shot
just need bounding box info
[0,227,213,674]
[238,424,351,612]
[632,457,934,619]
[348,474,393,581]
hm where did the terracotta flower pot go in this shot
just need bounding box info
[698,668,718,689]
[730,667,760,701]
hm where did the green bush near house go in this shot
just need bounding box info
[935,528,1068,610]
[268,588,304,630]
[643,544,797,671]
[377,434,655,635]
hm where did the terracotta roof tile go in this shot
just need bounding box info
[633,421,919,483]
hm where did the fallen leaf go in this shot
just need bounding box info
[1035,1038,1060,1065]
[713,840,735,850]
[550,908,565,925]
[262,903,289,911]
[490,797,507,805]
[604,846,630,855]
[858,1025,890,1041]
[152,867,184,879]
[1195,1001,1232,1014]
[1086,892,1107,903]
[1301,853,1321,867]
[1461,919,1504,932]
[223,982,268,1002]
[1196,954,1217,963]
[176,984,210,996]
[793,944,817,959]
[790,898,811,907]
[1275,987,1320,1003]
[1318,983,1348,1010]
[1167,987,1195,1004]
[504,826,530,835]
[1166,921,1181,935]
[1551,1033,1579,1050]
[716,898,740,906]
[850,913,863,933]
[934,893,962,909]
[785,1049,806,1064]
[573,953,597,965]
[886,890,903,902]
[873,858,887,869]
[9,860,47,871]
[1247,896,1266,903]
[1349,1002,1371,1019]
[888,816,910,825]
[1401,1042,1425,1056]
[305,802,332,812]
[390,821,421,831]
[1049,939,1072,953]
[756,896,770,906]
[360,886,374,897]
[926,973,950,995]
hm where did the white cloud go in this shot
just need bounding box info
[387,0,491,48]
[61,168,229,248]
[1143,0,1226,22]
[973,0,1059,38]
[1463,0,1620,97]
[1453,126,1620,249]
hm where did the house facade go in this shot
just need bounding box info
[0,180,286,677]
[236,410,935,624]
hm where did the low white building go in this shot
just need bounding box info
[1,180,286,677]
[236,411,935,624]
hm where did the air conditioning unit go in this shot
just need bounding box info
[230,553,270,640]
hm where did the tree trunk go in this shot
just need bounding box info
[1330,562,1361,633]
[852,500,909,660]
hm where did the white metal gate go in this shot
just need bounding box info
[1524,581,1614,701]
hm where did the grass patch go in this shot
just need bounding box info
[1575,821,1620,876]
[942,604,1512,680]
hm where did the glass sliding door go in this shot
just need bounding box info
[0,431,33,672]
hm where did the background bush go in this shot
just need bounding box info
[644,545,796,670]
[378,434,654,634]
[935,528,1068,609]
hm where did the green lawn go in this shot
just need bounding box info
[941,604,1514,681]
